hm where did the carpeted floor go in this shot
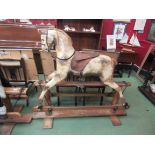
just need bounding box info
[1,71,155,135]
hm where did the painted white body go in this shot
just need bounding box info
[39,28,124,106]
[0,105,6,115]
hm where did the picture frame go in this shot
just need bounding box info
[113,22,127,40]
[146,20,155,42]
[134,19,146,31]
[106,35,116,50]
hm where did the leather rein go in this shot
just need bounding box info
[50,50,75,61]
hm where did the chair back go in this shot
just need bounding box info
[0,58,27,87]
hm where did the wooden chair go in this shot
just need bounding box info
[117,51,137,77]
[0,58,30,106]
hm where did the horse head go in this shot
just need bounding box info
[38,28,57,53]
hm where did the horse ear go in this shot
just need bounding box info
[48,29,58,45]
[48,30,57,37]
[38,28,47,34]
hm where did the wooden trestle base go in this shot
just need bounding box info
[32,81,131,128]
[0,105,32,135]
[32,104,126,127]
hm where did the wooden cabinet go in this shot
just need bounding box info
[0,24,53,74]
[57,19,103,50]
[138,45,155,105]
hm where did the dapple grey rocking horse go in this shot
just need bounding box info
[38,28,125,108]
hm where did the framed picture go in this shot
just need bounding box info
[147,20,155,42]
[113,22,127,40]
[134,19,146,31]
[106,35,116,50]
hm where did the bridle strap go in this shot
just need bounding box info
[51,50,75,61]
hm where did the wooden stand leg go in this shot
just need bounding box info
[100,87,105,105]
[45,90,52,106]
[111,92,119,105]
[43,118,53,129]
[75,87,78,106]
[110,92,122,126]
[110,116,122,126]
[56,86,60,106]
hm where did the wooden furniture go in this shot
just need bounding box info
[117,50,137,77]
[57,19,103,50]
[0,97,32,135]
[0,24,54,74]
[138,68,155,105]
[0,24,41,49]
[138,45,155,105]
[0,58,30,106]
[137,45,155,82]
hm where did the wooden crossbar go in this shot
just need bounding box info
[34,80,131,88]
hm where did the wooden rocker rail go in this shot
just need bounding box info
[33,104,126,117]
[32,104,126,127]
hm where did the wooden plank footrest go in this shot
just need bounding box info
[32,105,126,119]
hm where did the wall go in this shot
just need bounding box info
[2,19,154,66]
[100,19,155,66]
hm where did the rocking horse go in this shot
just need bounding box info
[38,28,125,105]
[33,28,130,127]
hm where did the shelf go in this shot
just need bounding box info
[64,30,101,35]
[138,86,155,105]
[57,19,103,50]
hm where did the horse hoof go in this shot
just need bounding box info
[123,102,130,109]
[113,107,118,113]
[119,97,125,105]
[37,105,43,111]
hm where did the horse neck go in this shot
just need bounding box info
[55,35,74,58]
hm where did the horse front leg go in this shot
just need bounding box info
[46,72,56,82]
[38,71,68,108]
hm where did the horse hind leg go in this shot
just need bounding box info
[100,77,125,105]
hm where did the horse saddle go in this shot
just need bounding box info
[71,51,99,72]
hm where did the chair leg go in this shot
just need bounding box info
[83,87,86,106]
[56,86,60,106]
[100,86,105,105]
[128,64,133,77]
[75,87,78,106]
[26,98,29,107]
[35,86,38,92]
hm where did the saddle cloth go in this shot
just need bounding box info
[71,51,99,72]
